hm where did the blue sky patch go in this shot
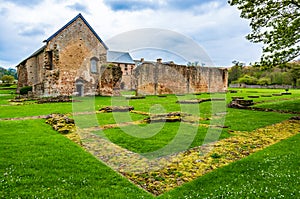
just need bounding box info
[67,3,90,14]
[3,0,41,7]
[104,0,158,11]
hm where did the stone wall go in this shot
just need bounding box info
[134,61,228,95]
[16,15,125,97]
[17,63,28,91]
[99,64,123,96]
[42,17,107,96]
[113,63,135,90]
[17,50,44,93]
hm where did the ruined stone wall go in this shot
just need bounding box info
[99,64,122,96]
[43,17,107,96]
[17,63,28,91]
[17,50,44,93]
[25,57,36,86]
[116,63,135,90]
[134,62,228,95]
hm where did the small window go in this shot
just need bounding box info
[46,51,53,70]
[90,57,99,73]
[124,64,128,71]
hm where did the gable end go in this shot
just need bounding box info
[44,13,108,50]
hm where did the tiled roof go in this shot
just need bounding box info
[107,51,135,64]
[45,13,108,50]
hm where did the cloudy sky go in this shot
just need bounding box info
[0,0,263,68]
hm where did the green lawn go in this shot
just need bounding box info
[227,88,300,103]
[255,98,300,113]
[0,120,152,198]
[159,133,300,198]
[1,87,300,198]
[1,120,299,198]
[98,107,293,155]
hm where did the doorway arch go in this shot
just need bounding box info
[75,79,84,96]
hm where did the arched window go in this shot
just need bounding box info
[90,57,99,73]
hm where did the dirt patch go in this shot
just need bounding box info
[176,98,225,104]
[228,100,300,114]
[99,106,134,112]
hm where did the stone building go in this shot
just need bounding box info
[17,13,228,97]
[107,51,135,90]
[16,13,134,96]
[134,58,228,95]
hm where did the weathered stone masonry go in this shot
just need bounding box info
[16,13,122,97]
[17,13,228,97]
[134,60,228,95]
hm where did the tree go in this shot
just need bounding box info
[237,75,258,85]
[229,0,300,66]
[228,65,242,83]
[1,75,14,84]
[289,62,300,86]
[257,77,271,85]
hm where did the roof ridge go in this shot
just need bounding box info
[45,13,108,50]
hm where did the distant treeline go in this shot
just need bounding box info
[0,67,17,79]
[228,61,300,87]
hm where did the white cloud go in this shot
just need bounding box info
[0,0,262,68]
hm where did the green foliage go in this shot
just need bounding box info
[289,62,300,85]
[257,77,271,85]
[1,75,14,84]
[20,86,32,95]
[228,65,242,84]
[237,75,258,85]
[229,62,300,85]
[229,0,300,66]
[0,67,17,79]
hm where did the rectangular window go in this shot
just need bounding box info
[47,51,53,70]
[91,59,98,73]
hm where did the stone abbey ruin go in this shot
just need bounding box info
[16,14,228,96]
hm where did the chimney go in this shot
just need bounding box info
[140,58,144,62]
[157,58,162,64]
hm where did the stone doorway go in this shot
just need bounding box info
[75,79,84,96]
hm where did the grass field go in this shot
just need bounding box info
[1,87,299,198]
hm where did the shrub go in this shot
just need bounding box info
[257,77,271,85]
[237,75,258,85]
[0,83,12,87]
[20,86,32,95]
[297,79,300,87]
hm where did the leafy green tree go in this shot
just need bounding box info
[257,77,271,85]
[237,75,258,85]
[289,63,300,85]
[1,75,14,84]
[229,0,300,66]
[228,65,242,84]
[282,72,293,85]
[269,72,283,85]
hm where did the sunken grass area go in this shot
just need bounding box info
[1,120,299,198]
[99,108,293,155]
[0,120,152,198]
[1,87,300,197]
[159,133,300,198]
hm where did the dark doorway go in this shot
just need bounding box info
[75,79,84,96]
